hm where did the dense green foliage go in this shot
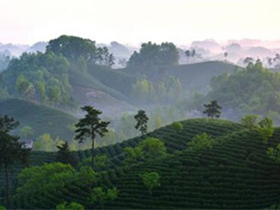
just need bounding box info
[123,137,167,164]
[56,201,85,210]
[0,35,124,108]
[128,42,179,66]
[140,172,160,195]
[56,141,77,167]
[208,62,280,119]
[47,35,114,67]
[187,132,215,151]
[241,114,259,130]
[1,118,251,209]
[0,115,31,209]
[3,51,72,105]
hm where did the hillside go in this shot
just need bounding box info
[0,98,77,141]
[120,61,239,93]
[4,118,280,209]
[108,129,280,209]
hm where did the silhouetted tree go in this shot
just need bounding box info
[191,49,196,57]
[134,110,149,136]
[224,52,228,61]
[0,115,31,209]
[74,106,110,168]
[203,100,222,119]
[243,57,254,66]
[185,50,191,64]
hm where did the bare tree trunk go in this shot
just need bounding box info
[92,138,95,168]
[4,162,10,209]
[91,129,95,169]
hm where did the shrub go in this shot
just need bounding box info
[172,122,183,130]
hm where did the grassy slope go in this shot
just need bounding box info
[9,118,280,209]
[69,69,129,101]
[0,98,77,140]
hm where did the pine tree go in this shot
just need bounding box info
[203,100,222,119]
[74,106,110,168]
[56,141,77,167]
[134,110,149,136]
[0,115,31,209]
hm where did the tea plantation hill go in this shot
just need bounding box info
[3,118,280,209]
[0,98,77,140]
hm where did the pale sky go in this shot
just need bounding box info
[0,0,280,45]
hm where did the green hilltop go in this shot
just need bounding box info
[2,118,280,209]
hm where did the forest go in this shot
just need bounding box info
[1,34,280,209]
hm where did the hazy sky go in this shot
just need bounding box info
[0,0,280,45]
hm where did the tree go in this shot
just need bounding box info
[243,57,254,66]
[123,137,167,165]
[87,187,118,207]
[16,163,97,208]
[140,172,160,196]
[188,133,214,151]
[127,42,179,66]
[123,147,144,164]
[20,126,34,139]
[258,117,274,143]
[0,115,31,209]
[138,137,167,159]
[134,110,149,136]
[203,100,222,119]
[241,115,258,131]
[56,202,84,210]
[75,106,110,168]
[224,52,228,61]
[185,50,191,64]
[56,141,77,167]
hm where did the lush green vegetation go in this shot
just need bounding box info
[2,35,280,209]
[6,118,279,209]
[127,42,179,66]
[207,61,280,121]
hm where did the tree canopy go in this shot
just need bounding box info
[46,35,114,66]
[134,110,149,136]
[208,62,280,119]
[128,42,179,66]
[203,100,222,119]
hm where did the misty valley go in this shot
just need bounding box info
[1,35,280,209]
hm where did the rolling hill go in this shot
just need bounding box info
[120,61,239,93]
[0,98,77,141]
[3,118,280,209]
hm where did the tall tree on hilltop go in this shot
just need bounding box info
[224,52,228,61]
[74,106,110,168]
[185,50,191,64]
[0,115,31,209]
[203,100,222,119]
[134,110,149,136]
